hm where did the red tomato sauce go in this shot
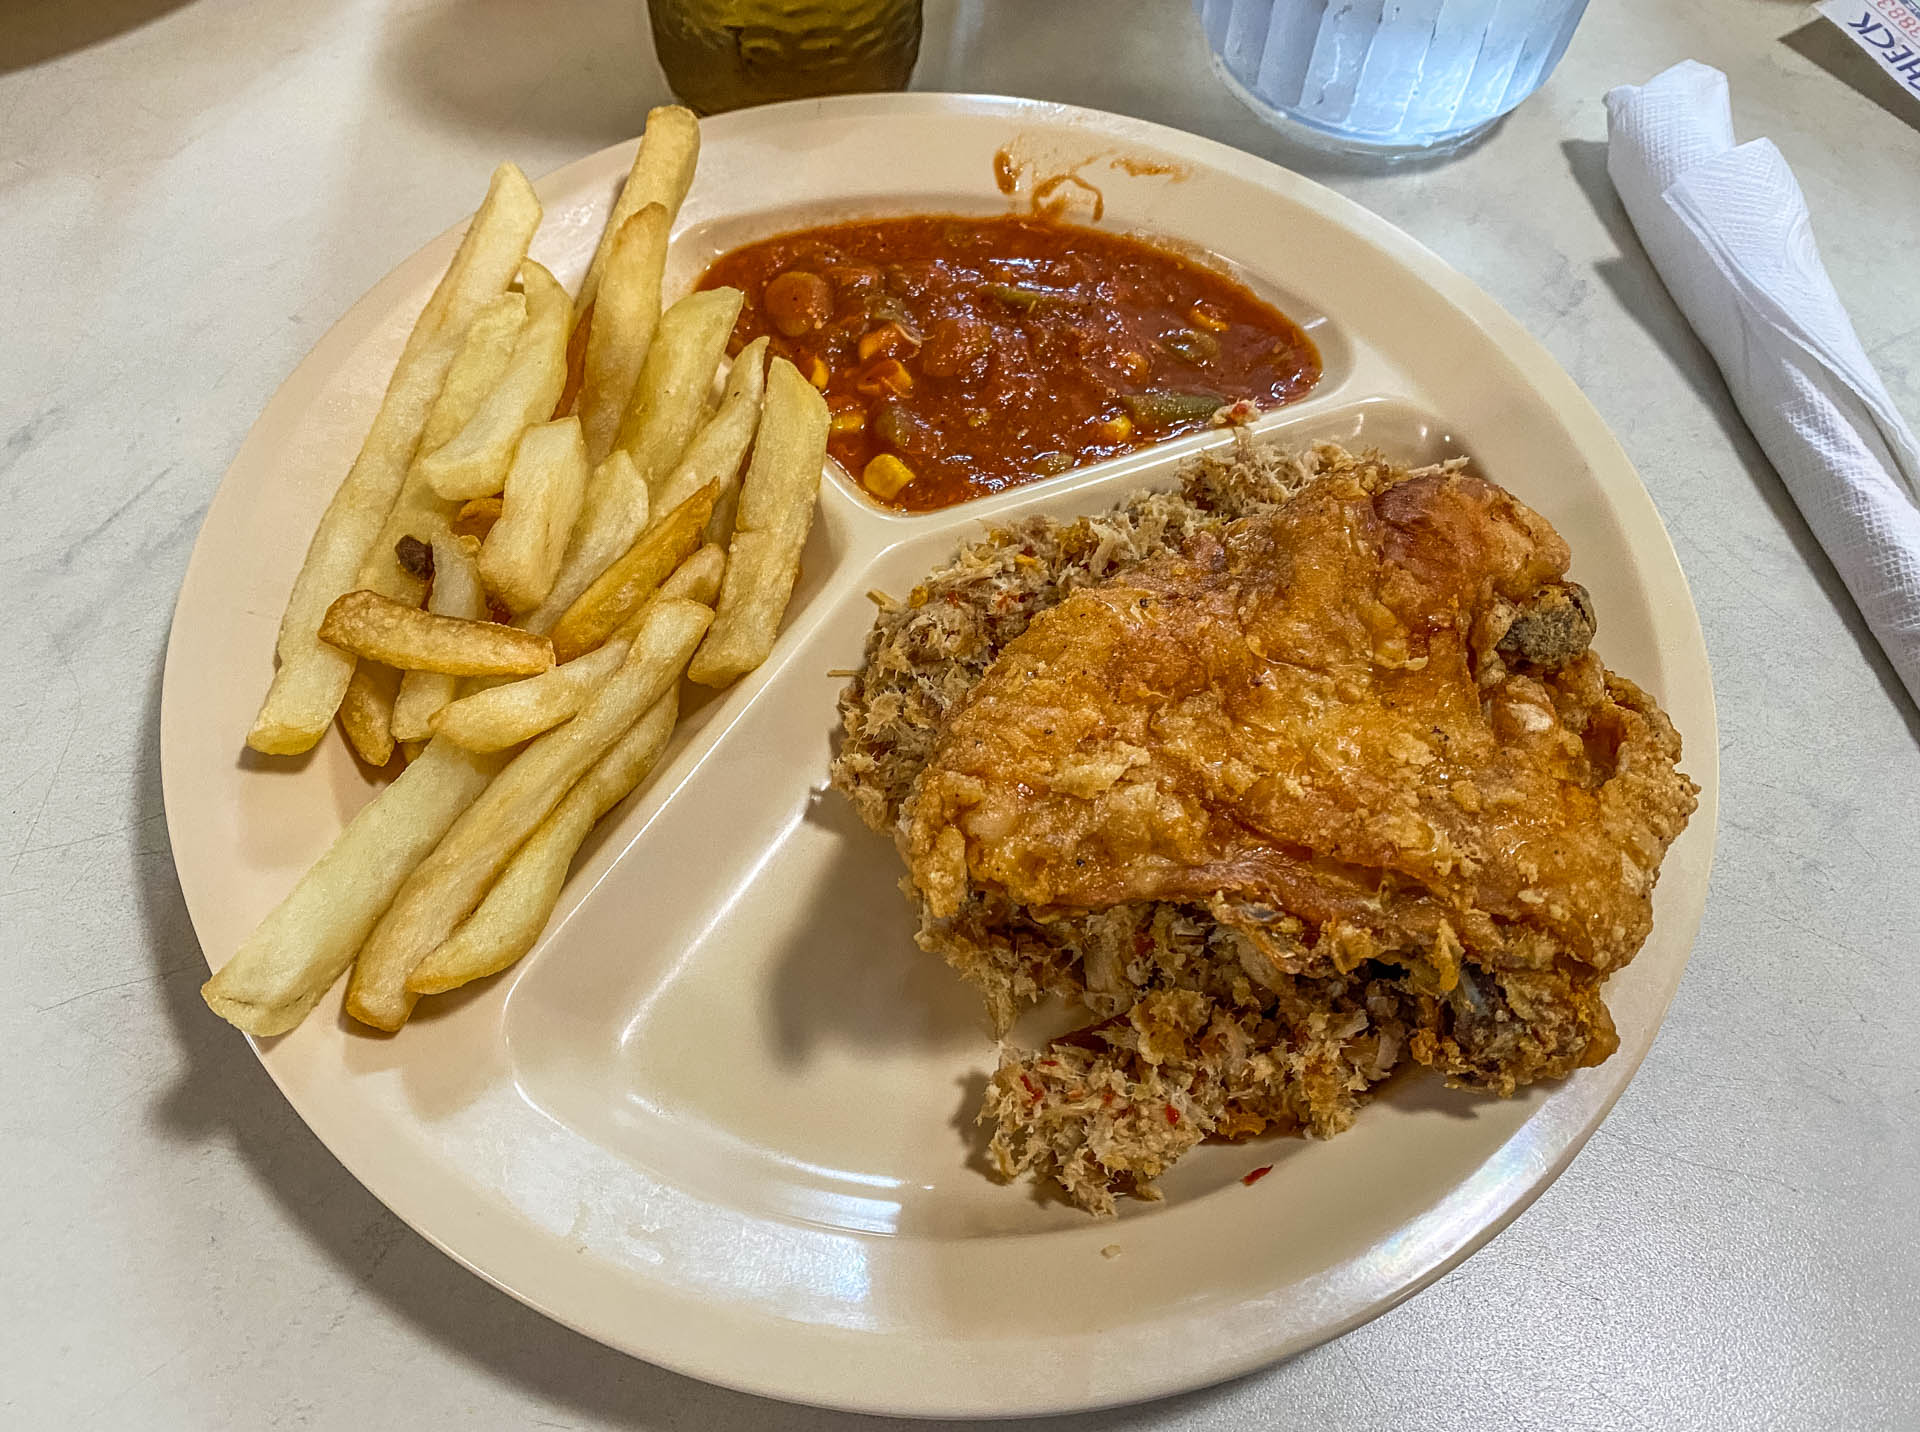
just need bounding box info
[697,214,1320,512]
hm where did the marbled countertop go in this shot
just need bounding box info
[4,0,1917,1427]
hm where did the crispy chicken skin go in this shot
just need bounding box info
[906,464,1691,980]
[836,444,1697,1212]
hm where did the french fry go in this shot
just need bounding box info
[651,337,767,542]
[319,589,554,676]
[557,306,590,421]
[430,642,626,752]
[478,416,589,613]
[611,287,743,486]
[556,107,697,423]
[549,483,715,662]
[452,496,504,540]
[407,692,680,996]
[337,659,402,767]
[359,291,527,608]
[578,205,669,464]
[421,294,529,453]
[657,541,726,608]
[518,450,648,635]
[200,738,508,1035]
[392,532,486,741]
[577,105,700,313]
[419,260,574,501]
[345,598,714,1029]
[248,163,541,754]
[689,357,829,687]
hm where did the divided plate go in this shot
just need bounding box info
[162,95,1718,1417]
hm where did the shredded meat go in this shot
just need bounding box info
[831,438,1697,1214]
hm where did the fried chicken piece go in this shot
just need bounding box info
[901,458,1696,1203]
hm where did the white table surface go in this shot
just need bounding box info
[5,0,1918,1427]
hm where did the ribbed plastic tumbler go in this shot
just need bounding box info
[1194,0,1591,158]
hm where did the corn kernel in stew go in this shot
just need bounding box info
[862,453,916,499]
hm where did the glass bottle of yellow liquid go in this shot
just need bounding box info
[648,0,922,114]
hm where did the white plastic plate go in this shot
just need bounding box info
[162,95,1718,1418]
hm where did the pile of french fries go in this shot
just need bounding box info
[204,108,830,1037]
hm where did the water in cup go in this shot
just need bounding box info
[1196,0,1591,157]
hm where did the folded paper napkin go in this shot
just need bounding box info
[1606,60,1920,706]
